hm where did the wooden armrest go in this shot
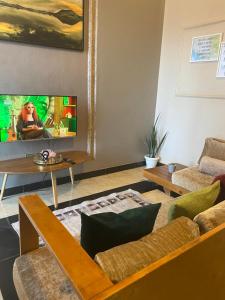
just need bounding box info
[19,194,113,300]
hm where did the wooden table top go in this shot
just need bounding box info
[0,151,91,174]
[144,163,186,180]
[143,163,189,195]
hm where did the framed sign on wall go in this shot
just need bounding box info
[217,42,225,78]
[190,33,222,62]
[176,19,225,99]
[0,0,84,51]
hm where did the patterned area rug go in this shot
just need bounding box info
[12,189,151,243]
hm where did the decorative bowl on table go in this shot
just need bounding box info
[33,152,63,165]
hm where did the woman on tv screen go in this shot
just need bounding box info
[0,95,77,142]
[16,102,52,140]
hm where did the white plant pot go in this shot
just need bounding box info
[144,155,159,169]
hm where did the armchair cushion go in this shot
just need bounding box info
[81,204,161,258]
[168,181,220,221]
[172,166,213,192]
[199,156,225,177]
[95,217,199,283]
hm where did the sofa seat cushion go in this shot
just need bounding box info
[13,247,79,300]
[168,181,220,221]
[95,216,199,283]
[172,166,213,192]
[142,189,174,230]
[194,200,225,233]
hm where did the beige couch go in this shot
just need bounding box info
[172,137,225,191]
[13,191,225,300]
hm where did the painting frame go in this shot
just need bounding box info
[0,0,84,51]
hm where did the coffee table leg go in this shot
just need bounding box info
[0,173,8,201]
[163,187,171,196]
[69,167,74,185]
[51,172,58,209]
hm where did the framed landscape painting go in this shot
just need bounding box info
[0,0,84,50]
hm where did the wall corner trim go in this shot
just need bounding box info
[87,0,98,158]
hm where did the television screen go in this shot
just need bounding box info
[0,95,77,142]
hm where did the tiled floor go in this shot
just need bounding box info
[0,166,145,219]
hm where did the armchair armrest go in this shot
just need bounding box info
[19,194,113,300]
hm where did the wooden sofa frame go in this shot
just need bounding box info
[18,194,225,300]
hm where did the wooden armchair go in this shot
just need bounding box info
[14,194,225,300]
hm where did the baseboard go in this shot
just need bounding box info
[3,161,145,198]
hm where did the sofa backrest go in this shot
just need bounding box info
[98,222,225,300]
[95,216,199,283]
[198,137,225,163]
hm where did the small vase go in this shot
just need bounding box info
[144,155,159,169]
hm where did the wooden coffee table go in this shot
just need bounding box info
[143,164,189,195]
[0,151,91,208]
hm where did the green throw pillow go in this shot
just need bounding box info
[168,180,220,221]
[80,203,161,258]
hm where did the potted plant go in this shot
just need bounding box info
[145,115,167,168]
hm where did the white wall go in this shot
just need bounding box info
[155,0,225,166]
[0,0,165,188]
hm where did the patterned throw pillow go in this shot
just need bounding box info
[168,181,220,221]
[80,203,161,258]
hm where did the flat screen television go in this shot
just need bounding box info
[0,95,77,142]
